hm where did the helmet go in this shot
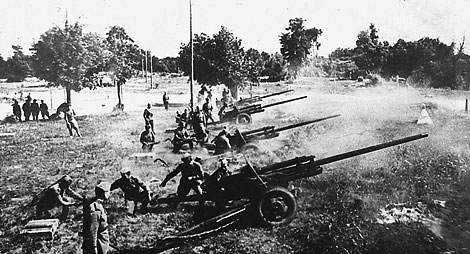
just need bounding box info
[181,152,192,161]
[120,168,131,175]
[60,175,72,185]
[96,181,111,192]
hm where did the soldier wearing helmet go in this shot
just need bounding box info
[82,181,110,254]
[35,175,84,221]
[110,169,151,215]
[160,153,204,200]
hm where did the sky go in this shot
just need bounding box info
[1,0,469,59]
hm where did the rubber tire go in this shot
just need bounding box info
[255,186,297,227]
[241,143,260,153]
[235,113,252,125]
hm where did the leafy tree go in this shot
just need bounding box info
[179,26,247,99]
[244,48,264,83]
[260,52,288,82]
[5,45,32,82]
[0,54,7,79]
[353,24,390,74]
[280,18,322,78]
[105,26,141,108]
[31,21,106,104]
[160,57,180,73]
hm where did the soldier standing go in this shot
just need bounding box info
[64,103,81,137]
[35,175,84,221]
[143,103,154,132]
[82,182,110,254]
[40,100,50,120]
[12,99,21,121]
[162,91,169,111]
[202,98,215,124]
[110,169,151,215]
[31,99,40,121]
[160,153,204,201]
[22,99,31,121]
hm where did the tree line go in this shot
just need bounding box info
[328,24,470,89]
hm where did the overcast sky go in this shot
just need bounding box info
[1,0,469,58]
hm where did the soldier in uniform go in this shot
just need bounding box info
[202,98,215,124]
[143,103,154,132]
[213,127,232,155]
[160,153,204,201]
[12,99,21,121]
[162,91,169,111]
[22,99,31,121]
[31,99,40,121]
[82,182,110,254]
[203,158,232,195]
[172,122,194,152]
[40,100,50,120]
[110,169,151,215]
[35,175,84,221]
[64,103,81,137]
[140,125,157,151]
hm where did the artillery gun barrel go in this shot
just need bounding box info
[262,96,307,109]
[241,126,275,136]
[315,133,428,166]
[273,114,341,133]
[259,89,293,99]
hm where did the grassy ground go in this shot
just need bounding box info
[1,78,470,253]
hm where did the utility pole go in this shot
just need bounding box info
[189,0,194,110]
[141,51,145,78]
[150,53,153,89]
[145,50,148,85]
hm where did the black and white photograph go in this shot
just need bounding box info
[1,0,469,253]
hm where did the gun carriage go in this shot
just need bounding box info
[218,96,307,124]
[155,133,429,226]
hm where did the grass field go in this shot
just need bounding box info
[1,77,470,253]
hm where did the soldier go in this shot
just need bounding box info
[202,98,215,124]
[22,99,31,121]
[64,103,81,137]
[213,127,232,155]
[203,159,232,201]
[172,122,194,152]
[31,99,40,121]
[82,182,110,254]
[40,100,50,120]
[143,103,154,132]
[160,153,204,201]
[35,175,84,221]
[140,125,157,151]
[163,91,169,111]
[218,102,228,121]
[12,99,21,121]
[110,169,151,215]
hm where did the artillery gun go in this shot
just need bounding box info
[218,95,307,125]
[154,133,428,227]
[234,89,293,107]
[210,114,341,154]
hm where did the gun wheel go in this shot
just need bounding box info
[235,113,252,125]
[255,186,297,226]
[241,143,260,153]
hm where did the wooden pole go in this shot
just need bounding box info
[189,0,194,110]
[141,51,145,78]
[466,99,468,112]
[150,53,153,89]
[145,51,148,84]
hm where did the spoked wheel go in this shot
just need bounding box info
[241,143,260,157]
[235,113,252,125]
[255,186,297,226]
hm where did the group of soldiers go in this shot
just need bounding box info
[12,95,50,122]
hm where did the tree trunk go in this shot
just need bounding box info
[228,83,239,100]
[117,81,122,106]
[66,86,71,104]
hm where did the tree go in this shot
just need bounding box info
[105,26,141,108]
[244,48,264,83]
[260,52,288,82]
[31,21,106,104]
[5,45,32,82]
[0,54,7,79]
[179,26,247,99]
[280,18,322,78]
[353,24,390,74]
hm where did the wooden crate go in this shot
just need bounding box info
[21,219,60,240]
